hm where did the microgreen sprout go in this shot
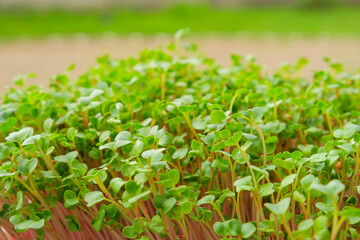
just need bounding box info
[1,32,360,239]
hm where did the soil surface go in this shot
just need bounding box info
[1,35,360,93]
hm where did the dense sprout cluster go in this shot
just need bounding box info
[1,41,360,240]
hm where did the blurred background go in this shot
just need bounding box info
[1,0,360,91]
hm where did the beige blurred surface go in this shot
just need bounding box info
[1,36,360,93]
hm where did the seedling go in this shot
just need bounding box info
[1,33,360,239]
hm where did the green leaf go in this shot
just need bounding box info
[40,170,57,179]
[122,220,144,239]
[0,169,16,177]
[125,181,140,195]
[54,151,78,163]
[16,219,45,231]
[5,127,33,143]
[109,178,126,193]
[339,206,360,218]
[133,140,144,155]
[93,210,106,231]
[211,141,226,152]
[298,219,313,231]
[84,191,105,207]
[259,183,274,197]
[65,215,81,232]
[311,180,344,197]
[153,195,166,210]
[216,129,231,140]
[84,168,108,183]
[334,128,355,139]
[160,169,180,188]
[147,215,164,234]
[15,191,23,210]
[251,165,269,177]
[0,117,17,134]
[313,216,329,233]
[280,174,296,188]
[249,107,264,121]
[241,222,256,238]
[349,228,359,240]
[19,158,38,175]
[191,139,203,151]
[266,136,278,144]
[241,140,253,152]
[234,176,254,192]
[213,222,227,237]
[115,131,131,141]
[42,209,53,221]
[22,135,41,146]
[293,191,306,204]
[128,190,151,204]
[228,219,242,236]
[9,215,24,230]
[264,197,290,216]
[225,137,237,147]
[333,129,343,138]
[158,133,173,147]
[43,118,54,133]
[163,198,177,213]
[201,132,216,146]
[78,89,104,106]
[197,195,215,206]
[132,219,143,235]
[64,190,79,208]
[210,110,226,123]
[122,226,137,239]
[300,175,314,189]
[192,118,206,130]
[0,144,10,160]
[99,131,111,142]
[67,127,78,141]
[172,148,188,159]
[174,201,193,215]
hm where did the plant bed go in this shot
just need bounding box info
[1,39,360,240]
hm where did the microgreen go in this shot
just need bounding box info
[1,32,360,239]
